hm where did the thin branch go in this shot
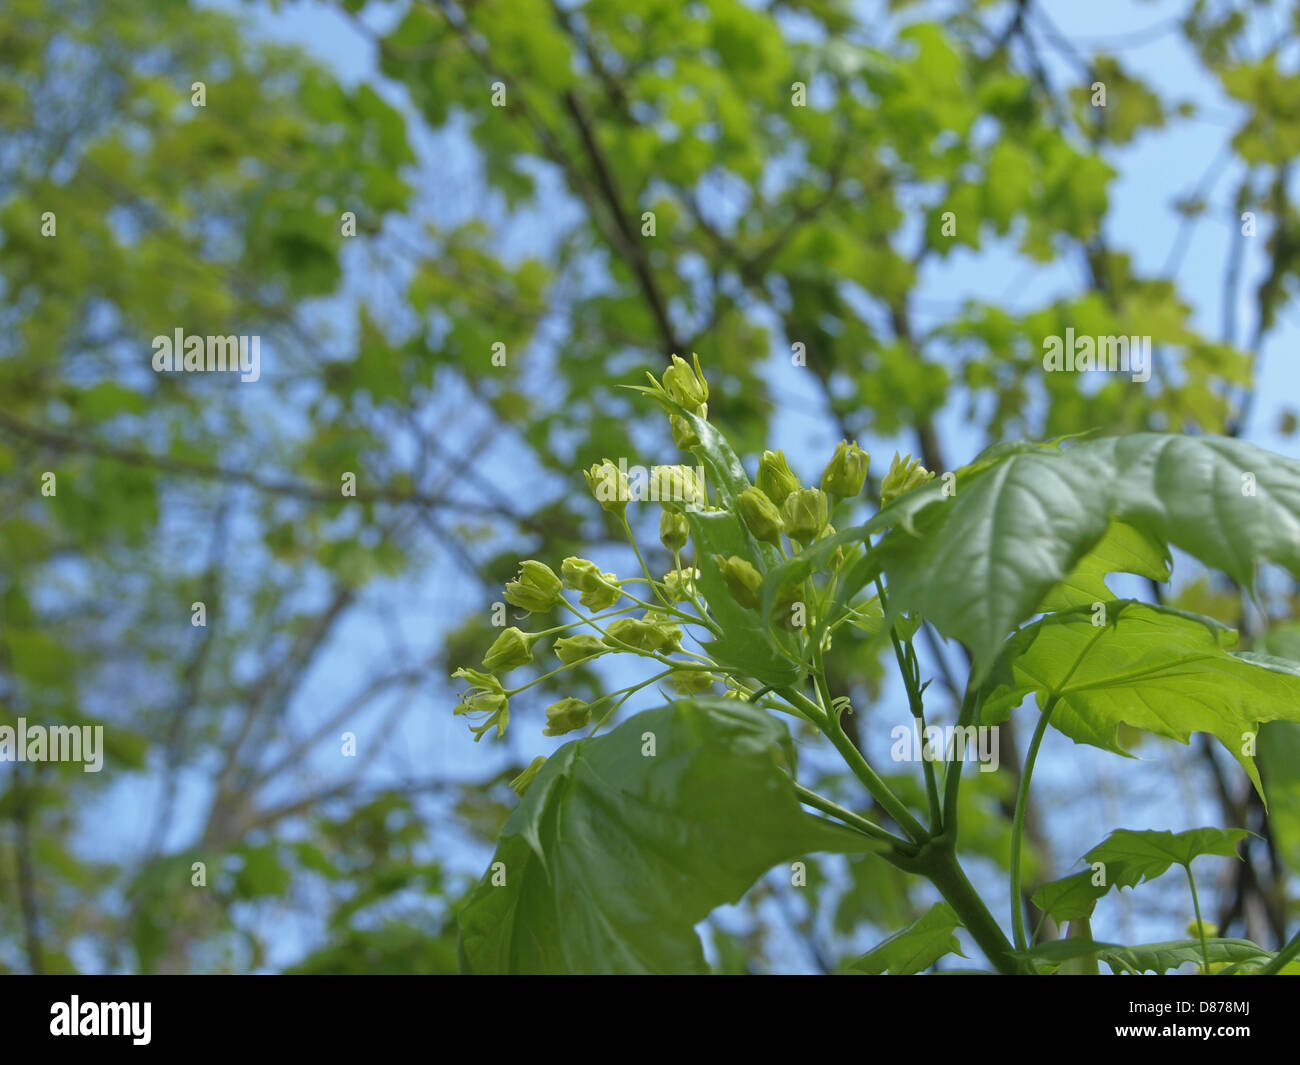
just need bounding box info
[0,409,543,532]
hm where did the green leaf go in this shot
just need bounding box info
[687,508,802,686]
[1038,520,1171,612]
[233,843,292,899]
[1234,649,1300,678]
[846,902,966,974]
[983,600,1300,791]
[1012,937,1269,974]
[457,697,870,973]
[871,433,1300,679]
[1084,827,1250,889]
[1031,868,1117,924]
[1114,939,1269,975]
[1223,954,1300,975]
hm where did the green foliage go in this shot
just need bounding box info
[1031,870,1112,926]
[983,602,1300,790]
[1084,828,1251,890]
[1014,937,1270,975]
[9,0,1300,978]
[454,360,1300,975]
[458,698,868,973]
[845,902,965,974]
[867,434,1300,679]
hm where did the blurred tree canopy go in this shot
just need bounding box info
[2,0,1300,972]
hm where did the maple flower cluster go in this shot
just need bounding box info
[450,355,933,791]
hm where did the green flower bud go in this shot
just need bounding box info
[584,458,629,514]
[603,616,680,654]
[820,441,870,499]
[716,554,763,610]
[510,755,547,796]
[662,567,700,603]
[503,560,563,613]
[662,353,709,411]
[553,633,608,665]
[771,581,806,631]
[781,487,829,546]
[815,522,845,571]
[660,510,689,552]
[640,610,683,651]
[481,626,535,672]
[670,413,701,450]
[756,449,801,507]
[880,452,935,506]
[670,670,718,694]
[560,557,623,609]
[736,486,785,546]
[451,667,510,742]
[579,579,621,611]
[543,697,592,736]
[561,556,603,592]
[650,464,706,512]
[603,617,651,651]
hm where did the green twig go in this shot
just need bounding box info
[942,684,981,830]
[1011,695,1057,952]
[621,513,673,609]
[1186,865,1211,974]
[792,783,913,848]
[783,684,928,844]
[875,577,941,831]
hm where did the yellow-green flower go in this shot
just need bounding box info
[580,580,620,611]
[584,458,629,514]
[660,510,689,552]
[510,755,547,796]
[481,626,535,672]
[662,567,700,603]
[650,464,706,511]
[604,615,680,654]
[543,697,592,736]
[820,441,869,499]
[662,353,709,411]
[640,610,683,651]
[756,449,800,507]
[561,556,622,610]
[553,633,608,665]
[451,668,509,742]
[503,560,563,613]
[880,452,935,505]
[736,486,785,546]
[781,487,829,546]
[561,556,603,591]
[670,670,717,694]
[716,554,762,610]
